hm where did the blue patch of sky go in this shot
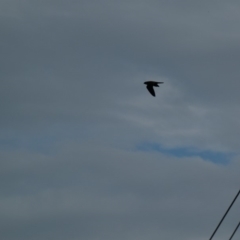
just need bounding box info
[136,142,234,165]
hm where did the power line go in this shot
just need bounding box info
[228,222,240,240]
[208,189,240,240]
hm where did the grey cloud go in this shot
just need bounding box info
[0,145,240,240]
[1,1,240,239]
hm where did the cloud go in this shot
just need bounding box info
[0,145,240,240]
[1,1,240,239]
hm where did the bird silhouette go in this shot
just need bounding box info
[144,81,164,96]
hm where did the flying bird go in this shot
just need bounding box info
[144,81,164,97]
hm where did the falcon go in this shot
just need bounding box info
[144,81,164,97]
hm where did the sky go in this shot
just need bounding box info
[1,0,240,239]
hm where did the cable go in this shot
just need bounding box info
[228,222,240,240]
[208,189,240,240]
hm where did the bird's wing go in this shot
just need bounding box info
[146,85,155,96]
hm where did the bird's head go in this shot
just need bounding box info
[144,81,152,85]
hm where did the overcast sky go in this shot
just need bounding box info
[1,1,240,240]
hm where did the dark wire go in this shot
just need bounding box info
[208,189,240,240]
[228,222,240,240]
